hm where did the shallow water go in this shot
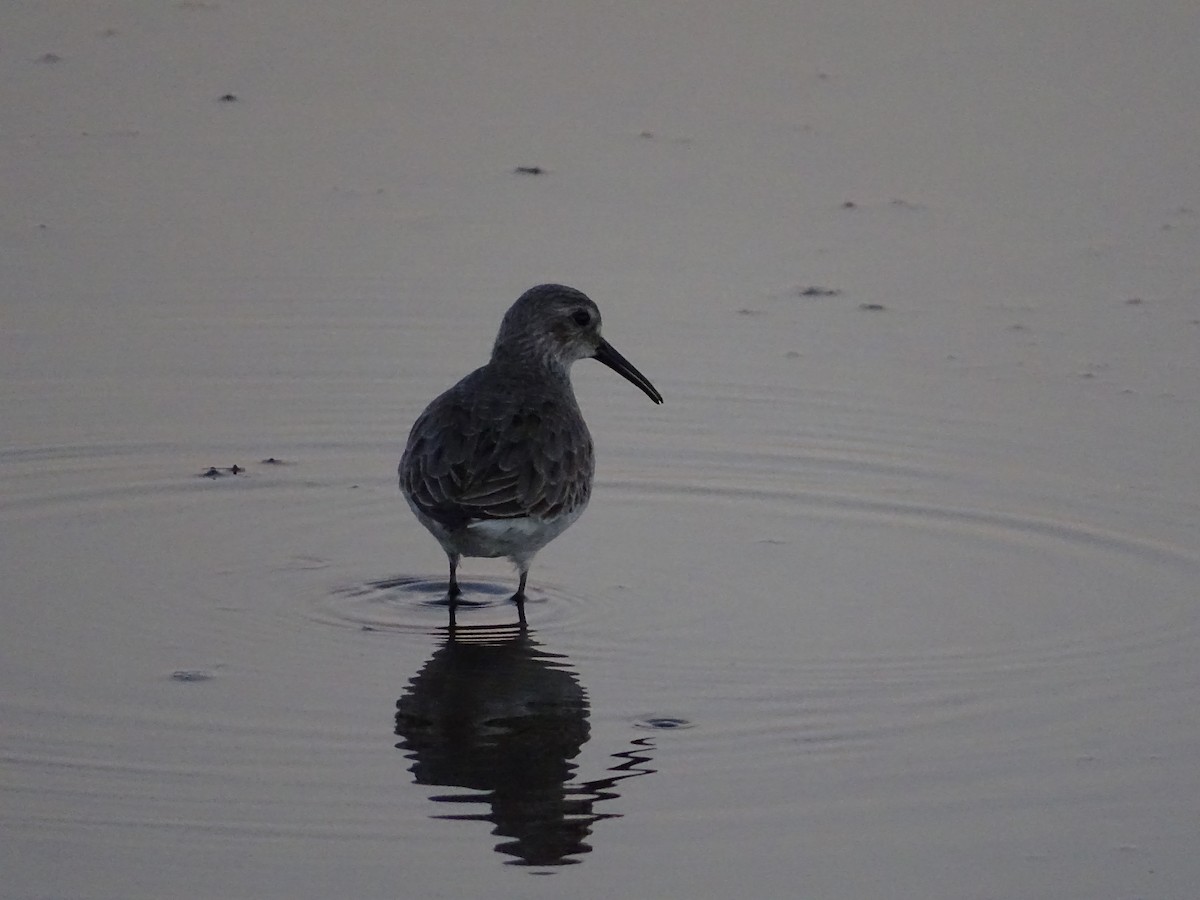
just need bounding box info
[4,295,1199,898]
[5,1,1200,897]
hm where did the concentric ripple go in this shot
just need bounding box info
[600,393,1200,676]
[317,574,596,635]
[5,396,1199,889]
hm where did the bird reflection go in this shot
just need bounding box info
[395,621,655,866]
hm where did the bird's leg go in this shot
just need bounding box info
[446,558,461,629]
[513,569,528,626]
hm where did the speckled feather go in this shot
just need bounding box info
[399,364,595,529]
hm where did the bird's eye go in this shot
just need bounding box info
[571,309,592,327]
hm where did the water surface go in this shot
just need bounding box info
[4,1,1199,897]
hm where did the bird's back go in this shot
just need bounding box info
[399,364,595,531]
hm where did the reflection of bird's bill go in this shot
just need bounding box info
[594,340,663,404]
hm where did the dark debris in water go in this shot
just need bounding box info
[840,198,924,211]
[859,302,887,311]
[514,165,545,175]
[199,458,296,478]
[797,286,842,298]
[635,716,693,730]
[218,93,239,103]
[171,669,214,683]
[199,464,247,478]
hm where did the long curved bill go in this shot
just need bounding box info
[593,339,664,404]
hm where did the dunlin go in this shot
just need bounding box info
[399,284,662,618]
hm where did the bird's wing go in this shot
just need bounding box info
[400,381,593,526]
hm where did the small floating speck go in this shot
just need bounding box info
[797,286,842,298]
[37,52,63,64]
[841,200,857,209]
[1125,297,1145,306]
[171,669,214,682]
[736,308,764,316]
[635,716,693,730]
[218,93,238,103]
[859,302,886,311]
[514,165,544,175]
[260,456,292,465]
[200,467,222,479]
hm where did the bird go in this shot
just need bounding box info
[399,283,662,620]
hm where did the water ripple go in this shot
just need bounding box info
[317,575,596,635]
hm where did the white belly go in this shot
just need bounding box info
[457,510,584,563]
[407,495,588,569]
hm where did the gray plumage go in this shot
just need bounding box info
[399,284,662,614]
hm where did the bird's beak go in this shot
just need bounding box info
[593,339,663,404]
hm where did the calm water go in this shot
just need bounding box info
[6,1,1200,894]
[3,294,1198,899]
